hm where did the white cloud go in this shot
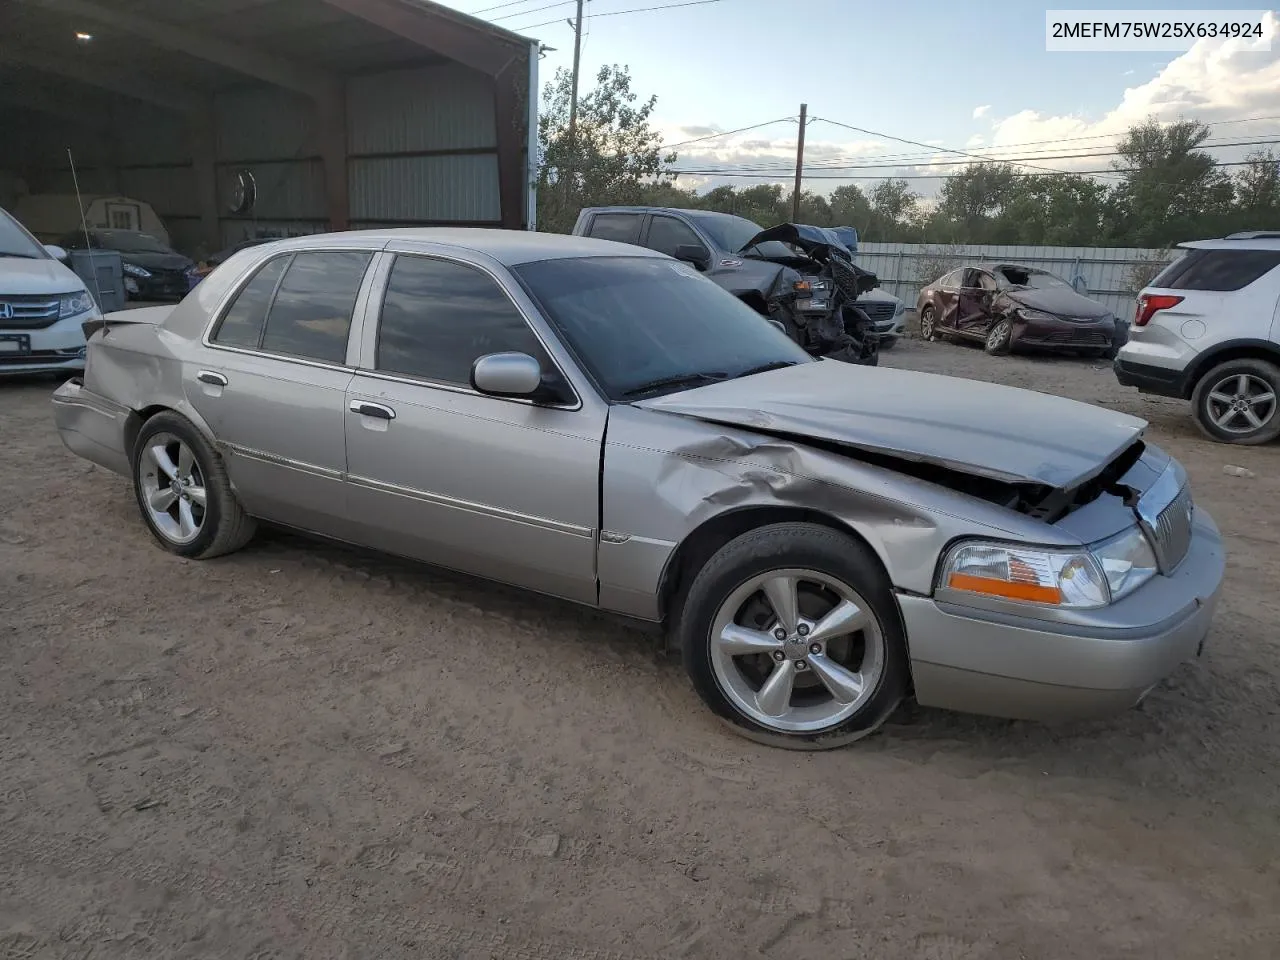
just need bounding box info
[966,134,986,147]
[986,11,1280,174]
[972,104,992,119]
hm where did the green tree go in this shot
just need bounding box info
[1234,148,1280,214]
[536,63,676,233]
[865,178,919,240]
[1108,117,1234,246]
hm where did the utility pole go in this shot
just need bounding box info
[792,102,807,222]
[567,0,585,145]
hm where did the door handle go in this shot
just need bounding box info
[349,399,396,420]
[197,370,228,386]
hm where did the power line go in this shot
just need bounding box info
[668,157,1269,180]
[663,117,797,149]
[809,116,1090,178]
[680,112,1280,176]
[467,0,546,13]
[509,0,726,31]
[671,135,1280,175]
[492,0,574,21]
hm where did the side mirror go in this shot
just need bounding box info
[471,351,545,398]
[44,244,69,261]
[674,244,711,271]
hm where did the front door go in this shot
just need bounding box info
[186,248,375,538]
[954,268,995,338]
[342,248,605,605]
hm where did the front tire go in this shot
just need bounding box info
[984,319,1012,356]
[1191,358,1280,445]
[675,522,910,750]
[132,411,257,558]
[919,306,938,341]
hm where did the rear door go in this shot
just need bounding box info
[580,211,645,248]
[187,246,378,538]
[342,244,606,605]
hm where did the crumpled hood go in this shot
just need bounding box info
[737,222,851,259]
[1005,286,1112,320]
[635,359,1147,490]
[0,256,85,296]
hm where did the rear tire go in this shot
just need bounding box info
[131,411,257,558]
[675,522,910,750]
[1191,358,1280,445]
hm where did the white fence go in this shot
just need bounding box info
[854,242,1175,317]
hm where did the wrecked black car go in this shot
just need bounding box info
[572,206,881,365]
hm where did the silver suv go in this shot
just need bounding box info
[1113,232,1280,444]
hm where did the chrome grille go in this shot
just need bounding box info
[855,300,896,323]
[0,293,61,329]
[1151,485,1194,572]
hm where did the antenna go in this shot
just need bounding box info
[67,147,108,336]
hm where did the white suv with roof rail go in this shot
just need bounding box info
[1113,231,1280,444]
[0,205,101,377]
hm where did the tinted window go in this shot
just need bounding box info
[260,251,372,363]
[212,256,289,349]
[1152,248,1280,292]
[585,213,642,245]
[645,215,705,258]
[375,255,550,385]
[512,256,813,401]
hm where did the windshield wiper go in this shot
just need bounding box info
[621,371,730,398]
[735,360,803,379]
[0,252,39,259]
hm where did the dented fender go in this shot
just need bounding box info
[594,403,1061,623]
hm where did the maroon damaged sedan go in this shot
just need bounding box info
[915,263,1124,359]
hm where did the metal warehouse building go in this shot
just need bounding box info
[0,0,539,258]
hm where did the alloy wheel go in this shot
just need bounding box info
[138,433,207,544]
[1205,373,1278,435]
[708,568,885,734]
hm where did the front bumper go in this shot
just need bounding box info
[1012,315,1116,351]
[51,378,133,476]
[902,507,1224,722]
[0,311,92,376]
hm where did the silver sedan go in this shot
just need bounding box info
[52,229,1225,749]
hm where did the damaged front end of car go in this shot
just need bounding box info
[739,223,881,366]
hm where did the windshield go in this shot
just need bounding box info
[997,266,1070,290]
[512,255,813,400]
[691,214,795,260]
[94,230,172,254]
[0,208,49,259]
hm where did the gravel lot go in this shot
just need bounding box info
[2,335,1279,959]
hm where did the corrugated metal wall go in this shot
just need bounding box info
[2,57,513,255]
[854,242,1177,315]
[215,84,327,247]
[346,64,501,226]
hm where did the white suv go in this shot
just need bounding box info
[1114,231,1280,444]
[0,205,101,377]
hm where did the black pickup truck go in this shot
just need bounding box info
[571,206,882,365]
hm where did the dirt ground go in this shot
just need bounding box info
[2,332,1279,960]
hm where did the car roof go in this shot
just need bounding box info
[974,262,1050,273]
[256,227,671,267]
[1176,235,1280,251]
[581,206,747,222]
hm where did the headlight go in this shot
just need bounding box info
[1015,307,1058,322]
[940,541,1109,609]
[122,262,151,279]
[59,290,97,318]
[893,300,905,316]
[940,526,1160,609]
[1091,526,1157,601]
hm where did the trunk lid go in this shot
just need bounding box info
[635,359,1146,490]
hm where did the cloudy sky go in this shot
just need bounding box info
[437,0,1280,196]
